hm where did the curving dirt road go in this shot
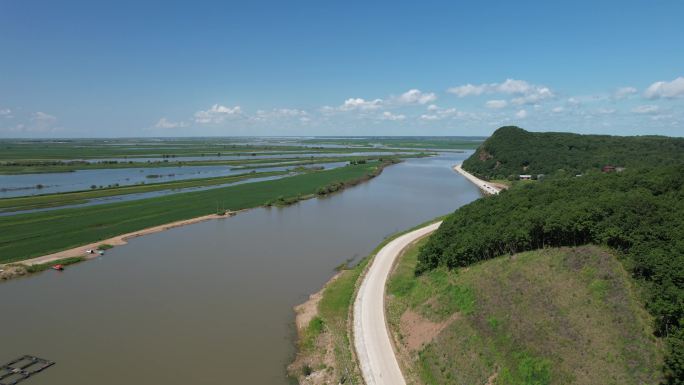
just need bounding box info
[353,221,441,385]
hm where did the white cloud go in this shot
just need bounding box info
[448,78,553,102]
[597,108,616,115]
[485,99,508,109]
[32,111,56,123]
[395,89,437,105]
[644,76,684,99]
[420,114,440,121]
[614,86,637,99]
[155,117,187,129]
[0,108,11,117]
[194,104,242,124]
[515,109,528,119]
[427,104,439,111]
[448,79,554,107]
[552,106,565,113]
[339,98,384,111]
[447,83,488,97]
[632,105,660,114]
[380,111,406,121]
[511,87,554,105]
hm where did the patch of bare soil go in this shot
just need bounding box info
[400,309,460,351]
[0,265,27,281]
[288,273,341,385]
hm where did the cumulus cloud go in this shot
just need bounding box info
[395,89,437,105]
[447,83,487,97]
[380,111,406,121]
[194,104,242,124]
[0,108,12,117]
[632,105,660,114]
[448,79,554,105]
[614,86,637,99]
[420,114,440,121]
[515,109,528,119]
[644,76,684,99]
[552,106,565,113]
[427,104,439,111]
[155,117,187,129]
[338,98,384,111]
[485,99,508,109]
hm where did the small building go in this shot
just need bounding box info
[519,174,532,180]
[602,165,616,173]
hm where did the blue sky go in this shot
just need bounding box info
[1,0,682,137]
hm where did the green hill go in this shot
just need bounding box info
[462,126,684,180]
[388,241,664,385]
[417,128,684,383]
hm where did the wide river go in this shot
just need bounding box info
[0,152,480,385]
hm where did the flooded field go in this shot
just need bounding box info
[0,153,480,385]
[0,161,348,198]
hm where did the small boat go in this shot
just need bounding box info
[98,250,104,255]
[52,264,64,271]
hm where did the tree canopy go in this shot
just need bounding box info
[420,127,684,383]
[462,126,684,180]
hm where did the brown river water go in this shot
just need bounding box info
[0,153,480,385]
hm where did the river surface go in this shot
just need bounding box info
[0,152,480,385]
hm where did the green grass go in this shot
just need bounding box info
[289,216,447,385]
[0,139,412,161]
[0,170,288,212]
[0,162,386,263]
[387,244,665,385]
[23,256,84,273]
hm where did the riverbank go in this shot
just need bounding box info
[1,161,398,281]
[288,217,445,385]
[0,161,395,265]
[0,212,238,281]
[452,164,503,195]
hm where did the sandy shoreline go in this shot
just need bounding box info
[3,211,243,268]
[452,163,503,195]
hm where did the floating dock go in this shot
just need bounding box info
[0,356,54,385]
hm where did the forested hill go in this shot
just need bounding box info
[462,126,684,180]
[418,166,684,383]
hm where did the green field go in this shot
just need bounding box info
[0,170,288,213]
[387,241,664,385]
[0,138,415,161]
[0,162,387,263]
[301,136,484,150]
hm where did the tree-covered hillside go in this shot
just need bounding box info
[462,126,684,180]
[418,166,684,383]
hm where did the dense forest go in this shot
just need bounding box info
[462,126,684,180]
[419,128,684,383]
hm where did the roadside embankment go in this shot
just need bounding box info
[288,218,445,385]
[452,163,503,195]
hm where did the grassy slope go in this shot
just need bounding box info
[0,163,382,263]
[387,241,664,385]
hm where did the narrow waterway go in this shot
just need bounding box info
[0,153,480,385]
